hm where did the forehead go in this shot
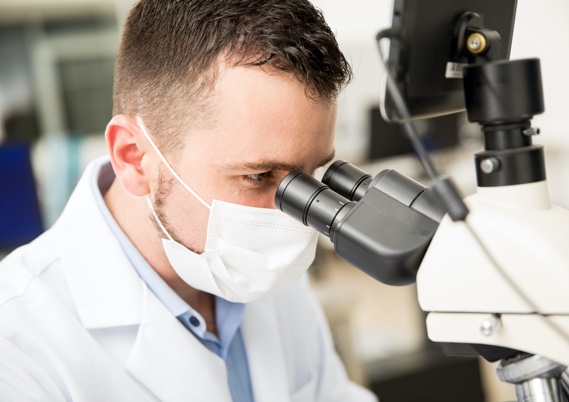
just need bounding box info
[183,64,337,172]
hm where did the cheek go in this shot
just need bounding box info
[158,183,212,252]
[238,191,279,209]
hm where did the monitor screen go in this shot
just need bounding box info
[368,107,462,160]
[380,0,517,122]
[0,142,43,252]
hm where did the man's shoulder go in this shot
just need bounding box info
[0,157,112,309]
[270,274,317,307]
[0,231,62,307]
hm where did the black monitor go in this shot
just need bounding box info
[380,0,518,122]
[0,142,44,252]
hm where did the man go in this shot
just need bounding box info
[0,0,377,400]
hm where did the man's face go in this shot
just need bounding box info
[151,64,337,253]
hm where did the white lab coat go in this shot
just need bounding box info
[0,157,377,402]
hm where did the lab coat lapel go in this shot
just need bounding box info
[241,297,290,402]
[54,158,144,329]
[125,284,232,402]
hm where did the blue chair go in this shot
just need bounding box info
[0,141,43,252]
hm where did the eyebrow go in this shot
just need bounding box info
[222,149,336,173]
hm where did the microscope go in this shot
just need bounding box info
[275,0,569,400]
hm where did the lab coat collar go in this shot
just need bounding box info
[52,156,145,329]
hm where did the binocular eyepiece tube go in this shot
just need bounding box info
[275,160,445,286]
[275,161,374,239]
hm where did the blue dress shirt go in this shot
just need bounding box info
[92,163,254,402]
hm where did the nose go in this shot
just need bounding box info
[261,191,279,210]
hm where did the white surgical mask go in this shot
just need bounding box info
[137,117,318,303]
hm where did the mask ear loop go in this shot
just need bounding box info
[136,115,212,211]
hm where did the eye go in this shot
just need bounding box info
[247,173,267,181]
[243,171,274,185]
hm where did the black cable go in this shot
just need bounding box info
[375,29,439,182]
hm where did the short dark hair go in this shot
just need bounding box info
[113,0,352,155]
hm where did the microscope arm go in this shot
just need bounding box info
[417,180,569,366]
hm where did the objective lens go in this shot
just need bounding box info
[322,160,371,201]
[275,171,352,238]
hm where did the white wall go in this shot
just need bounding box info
[309,0,392,164]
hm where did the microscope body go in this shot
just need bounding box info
[417,180,569,366]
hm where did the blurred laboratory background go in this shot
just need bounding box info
[1,0,568,401]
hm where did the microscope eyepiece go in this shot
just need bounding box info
[322,160,372,201]
[275,171,352,238]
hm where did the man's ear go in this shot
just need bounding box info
[105,114,150,196]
